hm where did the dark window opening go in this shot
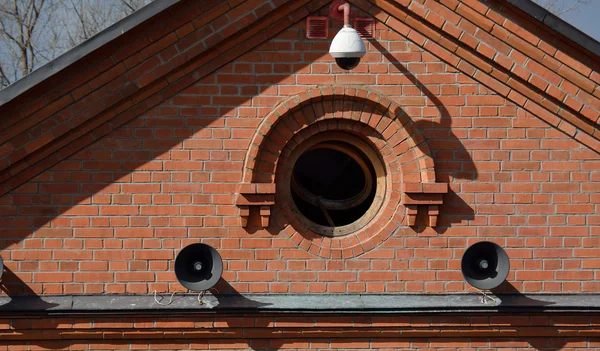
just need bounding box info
[291,141,376,227]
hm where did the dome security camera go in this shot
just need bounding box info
[329,25,366,70]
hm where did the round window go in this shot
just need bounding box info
[282,132,386,237]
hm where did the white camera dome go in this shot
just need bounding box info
[329,26,367,58]
[329,25,366,70]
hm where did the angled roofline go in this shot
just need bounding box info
[0,0,181,107]
[506,0,600,57]
[1,0,599,108]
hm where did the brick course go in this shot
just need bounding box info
[0,0,599,296]
[0,0,599,348]
[2,312,600,349]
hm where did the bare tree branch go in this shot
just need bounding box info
[533,0,591,16]
[0,0,153,89]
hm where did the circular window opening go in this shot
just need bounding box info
[291,141,376,227]
[283,132,386,237]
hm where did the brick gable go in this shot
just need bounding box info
[0,0,599,198]
[0,3,598,296]
[0,0,331,197]
[358,0,600,149]
[1,1,600,349]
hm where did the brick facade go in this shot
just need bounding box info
[3,312,600,349]
[0,0,599,349]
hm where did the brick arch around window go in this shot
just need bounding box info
[236,86,448,258]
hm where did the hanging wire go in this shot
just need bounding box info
[152,289,187,306]
[466,286,497,304]
[197,290,207,305]
[479,289,497,304]
[153,288,219,306]
[197,288,220,305]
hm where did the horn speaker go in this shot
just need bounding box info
[461,241,509,290]
[175,243,222,291]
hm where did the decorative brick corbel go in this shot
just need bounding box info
[427,205,440,227]
[402,183,448,228]
[259,206,271,228]
[236,183,276,228]
[406,205,419,226]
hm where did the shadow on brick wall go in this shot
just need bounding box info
[493,281,566,351]
[0,34,478,293]
[213,278,273,309]
[370,39,475,233]
[369,39,477,181]
[493,281,555,307]
[0,337,583,351]
[0,266,59,330]
[212,280,282,350]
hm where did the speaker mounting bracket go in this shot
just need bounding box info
[401,183,448,227]
[236,183,276,228]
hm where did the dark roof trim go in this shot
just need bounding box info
[1,0,599,108]
[506,0,600,57]
[0,0,181,107]
[1,293,600,315]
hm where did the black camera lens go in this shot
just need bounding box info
[335,57,361,70]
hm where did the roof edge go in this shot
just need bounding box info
[505,0,600,58]
[0,0,181,107]
[1,293,600,314]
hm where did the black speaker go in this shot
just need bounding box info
[175,243,222,291]
[0,255,3,280]
[461,241,509,290]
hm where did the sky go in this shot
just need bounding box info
[558,1,600,41]
[530,0,600,41]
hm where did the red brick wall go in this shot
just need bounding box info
[0,313,599,350]
[1,1,599,296]
[1,339,598,351]
[2,313,600,350]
